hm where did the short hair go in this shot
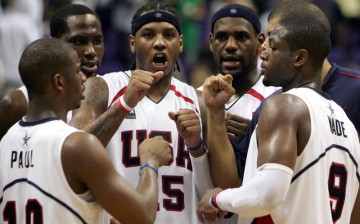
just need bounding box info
[19,38,76,96]
[268,1,331,34]
[278,14,331,67]
[50,4,101,38]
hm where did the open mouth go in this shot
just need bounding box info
[152,53,168,70]
[221,55,241,68]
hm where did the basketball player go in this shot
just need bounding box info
[0,4,104,139]
[233,0,360,178]
[199,4,279,191]
[0,38,172,223]
[197,11,360,224]
[69,2,210,223]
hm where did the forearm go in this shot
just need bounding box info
[215,163,293,218]
[136,166,160,223]
[82,105,128,146]
[207,108,240,188]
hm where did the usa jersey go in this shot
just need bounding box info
[102,70,201,224]
[224,76,279,119]
[240,87,360,224]
[0,117,108,223]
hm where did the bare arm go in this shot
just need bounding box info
[69,70,164,146]
[203,75,241,188]
[62,133,172,224]
[0,90,27,139]
[197,94,307,219]
[256,94,309,168]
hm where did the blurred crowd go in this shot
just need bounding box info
[1,0,359,96]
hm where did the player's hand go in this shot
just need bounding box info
[226,112,250,142]
[139,136,172,168]
[168,109,201,148]
[202,74,236,110]
[197,188,226,223]
[123,69,164,108]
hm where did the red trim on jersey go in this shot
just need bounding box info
[109,87,127,109]
[169,85,200,114]
[254,215,274,224]
[340,71,360,79]
[246,89,265,101]
[169,85,195,104]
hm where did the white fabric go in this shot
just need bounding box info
[190,151,214,199]
[216,163,293,217]
[102,70,203,224]
[240,87,360,224]
[0,118,109,223]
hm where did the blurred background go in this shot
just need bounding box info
[1,0,359,96]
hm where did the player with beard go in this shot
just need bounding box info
[197,10,360,224]
[69,1,210,223]
[0,4,104,139]
[195,5,280,223]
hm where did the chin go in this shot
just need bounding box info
[262,77,272,87]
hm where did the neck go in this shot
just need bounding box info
[321,58,331,84]
[232,70,261,97]
[147,72,173,102]
[26,100,67,122]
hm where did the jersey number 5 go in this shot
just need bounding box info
[3,199,43,224]
[328,162,347,223]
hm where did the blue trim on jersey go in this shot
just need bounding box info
[322,63,360,132]
[292,144,360,183]
[301,86,332,100]
[19,117,61,127]
[0,178,87,224]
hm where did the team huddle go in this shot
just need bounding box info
[0,1,359,224]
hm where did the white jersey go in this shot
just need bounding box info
[0,117,109,223]
[224,76,279,119]
[198,75,278,224]
[241,87,360,224]
[102,70,201,224]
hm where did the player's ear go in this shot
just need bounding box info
[53,73,65,91]
[129,35,136,53]
[294,49,308,67]
[209,33,214,52]
[179,35,184,53]
[257,33,266,50]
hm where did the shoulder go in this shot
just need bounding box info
[260,91,308,124]
[101,70,131,82]
[337,65,360,78]
[0,89,27,113]
[63,132,103,158]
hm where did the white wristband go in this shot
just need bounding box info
[119,95,133,112]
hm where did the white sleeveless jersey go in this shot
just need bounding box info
[102,70,201,224]
[0,117,109,223]
[240,87,360,224]
[224,76,279,119]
